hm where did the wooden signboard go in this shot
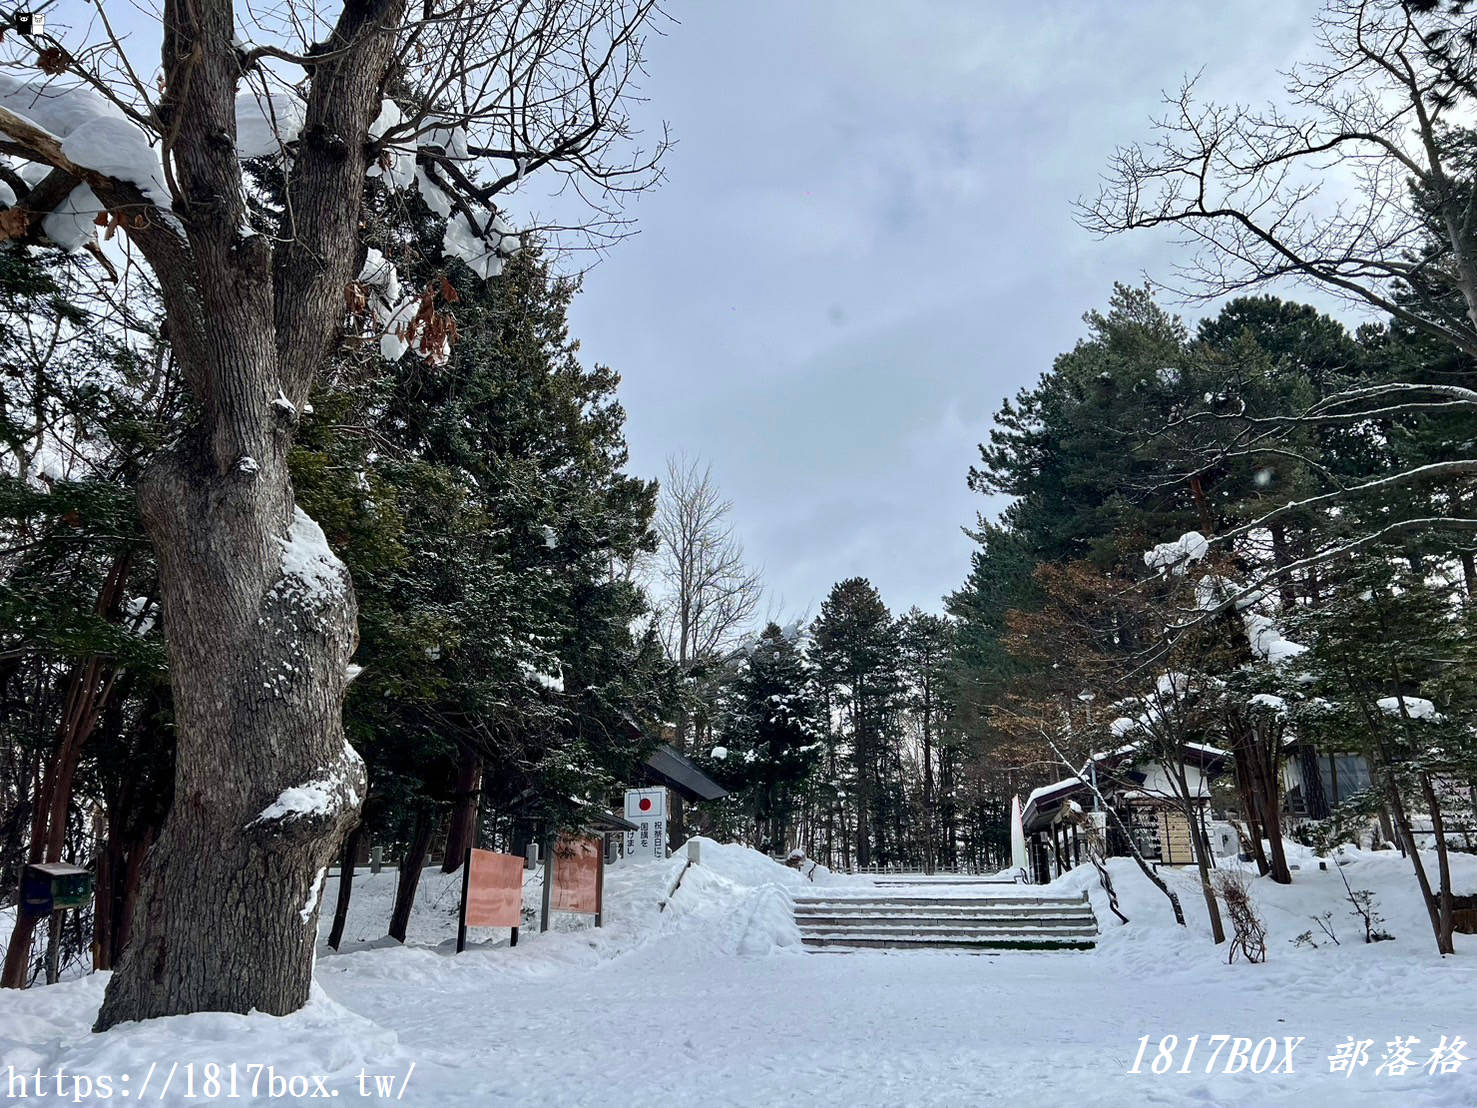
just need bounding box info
[551,834,602,916]
[457,848,524,952]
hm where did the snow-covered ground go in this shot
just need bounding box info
[3,839,1475,1105]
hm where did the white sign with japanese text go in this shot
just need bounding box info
[623,788,667,861]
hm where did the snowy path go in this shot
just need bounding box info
[316,923,1470,1106]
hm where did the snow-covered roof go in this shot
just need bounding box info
[1377,695,1443,722]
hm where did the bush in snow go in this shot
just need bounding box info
[1215,870,1267,964]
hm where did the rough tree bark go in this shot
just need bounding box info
[86,0,401,1029]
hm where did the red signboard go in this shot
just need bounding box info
[551,834,601,915]
[464,849,524,929]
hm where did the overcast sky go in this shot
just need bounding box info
[563,0,1352,621]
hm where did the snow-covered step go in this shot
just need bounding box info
[795,889,1097,953]
[870,876,1019,886]
[797,921,1098,938]
[795,916,1097,933]
[794,901,1093,916]
[794,910,1097,926]
[794,895,1088,909]
[802,933,1096,952]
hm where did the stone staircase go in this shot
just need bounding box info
[793,889,1098,953]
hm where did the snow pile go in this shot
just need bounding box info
[518,661,564,692]
[1245,610,1308,663]
[355,248,423,361]
[0,75,172,251]
[249,742,364,830]
[442,213,520,280]
[0,977,408,1102]
[1052,841,1477,977]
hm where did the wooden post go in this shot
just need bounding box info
[456,847,471,954]
[595,839,605,929]
[539,834,554,933]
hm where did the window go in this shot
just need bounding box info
[1319,754,1372,807]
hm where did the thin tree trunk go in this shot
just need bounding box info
[1268,522,1298,613]
[1383,770,1447,954]
[1257,767,1292,884]
[1171,759,1225,943]
[328,822,365,951]
[93,807,115,972]
[1419,773,1456,955]
[389,811,436,944]
[3,558,128,989]
[1230,731,1270,876]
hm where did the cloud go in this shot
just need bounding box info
[570,0,1338,617]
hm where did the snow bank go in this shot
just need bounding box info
[236,90,305,158]
[0,975,412,1102]
[1050,841,1477,978]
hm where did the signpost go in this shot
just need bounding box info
[457,849,524,953]
[623,787,667,861]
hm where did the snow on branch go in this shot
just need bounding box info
[1,0,667,380]
[1077,0,1477,360]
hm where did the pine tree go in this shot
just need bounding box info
[713,623,824,853]
[812,578,901,868]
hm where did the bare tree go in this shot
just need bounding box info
[1083,0,1477,352]
[0,0,665,1027]
[1081,0,1477,582]
[650,457,762,841]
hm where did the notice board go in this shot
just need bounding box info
[552,834,601,915]
[464,849,523,928]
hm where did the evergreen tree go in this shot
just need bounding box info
[711,623,823,853]
[811,578,901,868]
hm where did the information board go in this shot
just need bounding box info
[551,834,601,915]
[464,849,523,929]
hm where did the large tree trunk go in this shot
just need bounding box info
[95,449,364,1029]
[85,0,400,1029]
